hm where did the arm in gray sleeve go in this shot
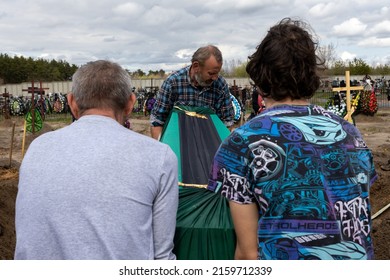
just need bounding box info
[153,145,179,260]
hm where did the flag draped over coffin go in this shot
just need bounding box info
[160,105,236,260]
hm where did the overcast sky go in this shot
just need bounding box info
[1,0,389,72]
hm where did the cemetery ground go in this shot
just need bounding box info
[0,112,389,260]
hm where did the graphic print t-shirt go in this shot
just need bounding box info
[208,104,377,260]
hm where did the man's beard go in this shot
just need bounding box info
[194,72,213,87]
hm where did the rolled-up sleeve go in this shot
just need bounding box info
[150,80,175,127]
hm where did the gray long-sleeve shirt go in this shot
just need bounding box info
[15,115,178,260]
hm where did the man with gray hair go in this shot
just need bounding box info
[148,46,236,260]
[15,60,179,260]
[150,45,235,139]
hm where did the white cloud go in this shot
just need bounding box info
[175,49,194,60]
[332,18,367,37]
[235,0,277,11]
[370,20,390,34]
[0,0,389,71]
[358,37,390,47]
[340,51,356,61]
[113,2,145,16]
[309,3,337,18]
[380,6,389,14]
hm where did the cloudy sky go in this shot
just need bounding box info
[1,0,389,72]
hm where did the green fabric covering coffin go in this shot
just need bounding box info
[160,106,236,260]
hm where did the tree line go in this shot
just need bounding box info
[328,58,390,77]
[315,43,390,77]
[1,50,389,85]
[0,54,78,84]
[0,53,170,84]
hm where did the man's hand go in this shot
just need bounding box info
[151,126,163,140]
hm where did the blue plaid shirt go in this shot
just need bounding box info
[150,66,234,127]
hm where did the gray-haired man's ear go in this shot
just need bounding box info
[67,93,80,120]
[125,94,137,116]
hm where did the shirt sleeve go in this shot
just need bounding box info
[150,79,175,127]
[152,145,179,260]
[216,80,235,127]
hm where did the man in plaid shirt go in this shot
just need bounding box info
[150,45,235,139]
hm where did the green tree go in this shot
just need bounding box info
[372,64,390,76]
[332,60,347,76]
[157,69,165,78]
[231,62,249,78]
[317,43,337,70]
[348,58,370,75]
[0,53,78,83]
[132,69,146,78]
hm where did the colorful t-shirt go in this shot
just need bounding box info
[230,94,242,121]
[208,104,377,260]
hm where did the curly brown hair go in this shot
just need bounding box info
[246,18,323,101]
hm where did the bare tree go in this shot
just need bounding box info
[317,43,338,71]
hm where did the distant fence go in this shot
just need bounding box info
[310,89,390,108]
[0,78,252,97]
[1,77,389,123]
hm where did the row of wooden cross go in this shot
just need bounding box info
[4,72,362,129]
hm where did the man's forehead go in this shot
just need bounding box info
[203,56,222,70]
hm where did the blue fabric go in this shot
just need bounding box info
[208,104,377,260]
[150,66,234,127]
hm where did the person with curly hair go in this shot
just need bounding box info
[208,18,377,260]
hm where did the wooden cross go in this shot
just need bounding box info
[2,88,11,119]
[22,81,50,133]
[231,80,244,125]
[38,81,49,95]
[332,71,364,123]
[2,88,9,98]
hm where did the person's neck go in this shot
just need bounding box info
[265,98,309,108]
[81,108,124,123]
